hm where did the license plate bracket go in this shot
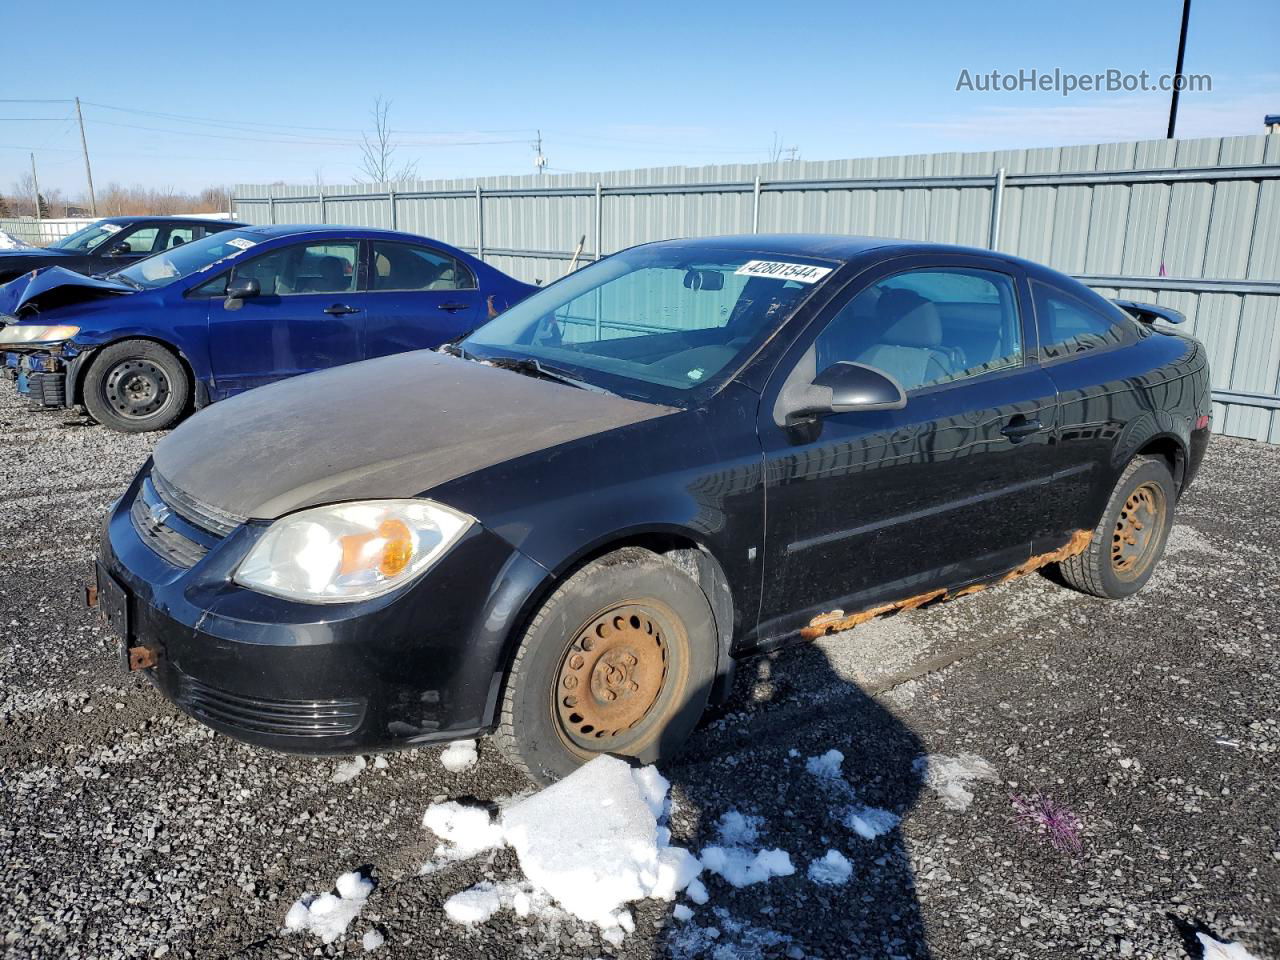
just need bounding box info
[95,562,131,669]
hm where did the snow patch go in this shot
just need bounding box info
[283,871,374,944]
[700,845,795,887]
[433,755,701,943]
[805,749,844,780]
[361,928,385,951]
[844,804,900,839]
[439,739,478,772]
[421,800,504,859]
[667,906,795,960]
[331,756,366,783]
[673,903,694,921]
[914,753,998,811]
[715,810,763,846]
[1197,933,1260,960]
[807,849,853,885]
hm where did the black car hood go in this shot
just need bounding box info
[0,247,71,258]
[152,350,676,522]
[0,266,133,316]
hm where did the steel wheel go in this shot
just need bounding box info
[103,359,171,420]
[1110,480,1167,581]
[552,600,683,756]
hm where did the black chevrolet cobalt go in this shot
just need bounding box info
[96,235,1211,782]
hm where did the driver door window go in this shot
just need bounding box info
[815,268,1023,392]
[110,226,161,257]
[232,242,358,296]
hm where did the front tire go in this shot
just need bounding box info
[495,547,718,784]
[82,340,190,433]
[1058,455,1176,599]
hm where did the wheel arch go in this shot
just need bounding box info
[1134,434,1187,490]
[69,335,199,409]
[489,526,739,728]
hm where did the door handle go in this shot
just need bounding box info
[1001,416,1043,443]
[323,304,360,316]
[437,302,470,313]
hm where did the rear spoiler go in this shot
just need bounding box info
[1113,299,1185,325]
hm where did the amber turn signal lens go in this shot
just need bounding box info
[338,518,414,578]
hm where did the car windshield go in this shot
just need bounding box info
[48,221,125,252]
[109,229,261,290]
[461,246,835,404]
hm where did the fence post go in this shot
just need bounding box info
[318,187,326,224]
[594,182,603,261]
[475,185,484,259]
[388,190,397,230]
[752,176,762,234]
[988,167,1005,250]
[267,190,276,225]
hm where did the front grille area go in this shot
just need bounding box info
[131,492,209,567]
[179,675,367,738]
[151,470,242,537]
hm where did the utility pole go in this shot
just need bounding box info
[532,130,547,177]
[30,153,41,225]
[1166,0,1192,139]
[75,97,98,215]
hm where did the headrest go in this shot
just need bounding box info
[875,289,942,347]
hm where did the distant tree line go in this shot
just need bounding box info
[1,177,232,219]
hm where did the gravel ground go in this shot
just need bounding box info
[1,387,1276,960]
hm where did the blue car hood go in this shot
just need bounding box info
[0,266,134,317]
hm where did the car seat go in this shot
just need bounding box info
[856,289,957,390]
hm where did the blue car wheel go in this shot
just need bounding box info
[83,339,191,433]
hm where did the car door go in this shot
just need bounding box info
[205,239,366,397]
[363,239,482,360]
[755,256,1061,641]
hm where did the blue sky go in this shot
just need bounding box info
[3,0,1276,197]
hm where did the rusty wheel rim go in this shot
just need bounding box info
[1111,481,1166,581]
[554,602,673,753]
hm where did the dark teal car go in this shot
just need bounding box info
[0,225,535,431]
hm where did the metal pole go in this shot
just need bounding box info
[318,187,327,224]
[594,182,603,260]
[388,190,397,230]
[29,153,41,226]
[267,190,276,225]
[1166,0,1192,139]
[988,167,1005,250]
[475,185,484,259]
[75,97,97,216]
[752,176,762,233]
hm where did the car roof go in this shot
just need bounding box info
[235,224,444,241]
[101,215,245,226]
[639,233,1048,268]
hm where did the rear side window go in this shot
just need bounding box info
[816,267,1023,392]
[116,226,161,255]
[370,241,476,292]
[1033,281,1133,360]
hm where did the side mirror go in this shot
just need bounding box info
[226,277,260,300]
[105,242,129,257]
[779,361,907,423]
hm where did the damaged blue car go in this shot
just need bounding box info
[0,225,535,431]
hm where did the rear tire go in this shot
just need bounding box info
[1058,455,1176,599]
[494,547,718,785]
[82,340,190,433]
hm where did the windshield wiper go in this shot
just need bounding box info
[483,355,614,396]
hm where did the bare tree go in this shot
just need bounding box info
[357,97,418,184]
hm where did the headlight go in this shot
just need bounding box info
[0,324,80,347]
[233,499,474,603]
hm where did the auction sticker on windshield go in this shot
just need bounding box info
[226,238,256,251]
[100,223,123,234]
[734,260,832,283]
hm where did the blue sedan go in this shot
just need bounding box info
[0,225,535,431]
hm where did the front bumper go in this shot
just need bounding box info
[4,350,69,408]
[99,463,551,754]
